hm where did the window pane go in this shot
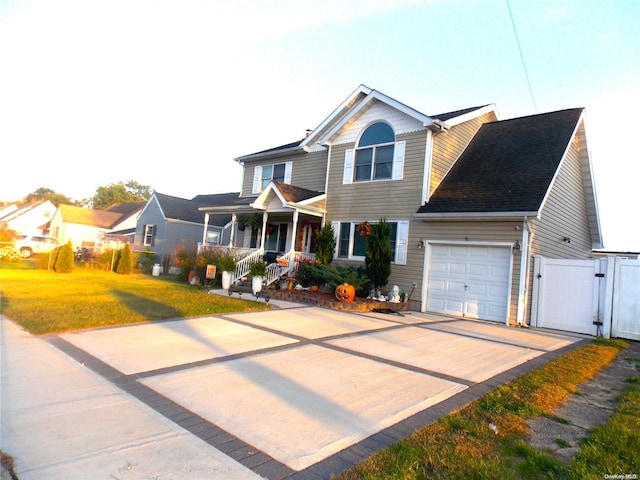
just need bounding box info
[273,163,286,183]
[338,223,350,257]
[261,165,273,190]
[388,222,397,260]
[373,144,394,179]
[358,123,395,147]
[354,148,373,181]
[353,225,368,257]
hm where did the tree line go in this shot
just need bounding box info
[2,180,153,210]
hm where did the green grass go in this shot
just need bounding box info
[0,262,270,334]
[335,339,637,480]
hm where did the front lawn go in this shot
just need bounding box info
[0,264,270,334]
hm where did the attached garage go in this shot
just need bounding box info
[425,243,513,322]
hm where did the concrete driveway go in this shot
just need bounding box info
[1,297,586,479]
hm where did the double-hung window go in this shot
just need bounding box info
[332,220,409,265]
[143,224,155,246]
[343,122,405,184]
[252,161,292,193]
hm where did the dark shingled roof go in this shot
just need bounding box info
[417,108,583,215]
[430,105,490,122]
[154,193,231,225]
[272,181,324,202]
[191,192,241,206]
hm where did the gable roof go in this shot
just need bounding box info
[416,108,585,216]
[235,85,498,162]
[250,181,326,216]
[58,204,124,228]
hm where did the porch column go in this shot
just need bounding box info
[229,213,237,248]
[291,210,299,252]
[202,213,210,247]
[260,211,268,250]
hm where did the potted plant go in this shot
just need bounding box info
[249,259,268,294]
[217,255,236,290]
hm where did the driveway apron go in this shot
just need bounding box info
[2,297,586,480]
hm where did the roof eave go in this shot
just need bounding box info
[415,211,540,221]
[234,144,304,164]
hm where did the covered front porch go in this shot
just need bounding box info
[199,181,326,286]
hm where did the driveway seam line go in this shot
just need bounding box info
[43,335,297,480]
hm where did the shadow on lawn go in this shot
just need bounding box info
[112,289,182,321]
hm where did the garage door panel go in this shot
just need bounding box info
[427,244,511,322]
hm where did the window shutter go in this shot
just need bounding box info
[331,221,340,256]
[284,161,292,184]
[395,220,409,265]
[343,149,354,184]
[392,141,405,180]
[252,166,262,194]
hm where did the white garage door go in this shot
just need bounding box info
[427,244,512,322]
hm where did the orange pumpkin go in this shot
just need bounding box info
[335,283,356,302]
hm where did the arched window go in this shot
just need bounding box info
[354,122,395,181]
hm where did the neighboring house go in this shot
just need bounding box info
[200,84,602,326]
[100,201,146,243]
[0,200,57,235]
[49,202,145,249]
[134,192,234,266]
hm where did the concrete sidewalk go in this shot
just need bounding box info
[1,305,587,480]
[0,317,262,480]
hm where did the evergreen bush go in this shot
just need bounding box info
[116,243,133,274]
[314,224,336,265]
[54,241,74,273]
[365,219,392,296]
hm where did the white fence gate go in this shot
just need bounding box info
[611,258,640,340]
[531,255,640,340]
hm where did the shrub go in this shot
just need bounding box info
[317,264,371,297]
[116,243,133,274]
[295,260,323,287]
[315,224,336,265]
[249,259,267,277]
[0,246,21,262]
[54,241,74,273]
[136,247,154,273]
[365,219,392,296]
[217,255,237,272]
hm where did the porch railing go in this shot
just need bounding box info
[198,244,316,287]
[232,248,264,285]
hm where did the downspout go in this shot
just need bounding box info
[516,217,532,326]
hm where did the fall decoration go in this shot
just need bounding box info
[357,221,372,237]
[335,283,356,303]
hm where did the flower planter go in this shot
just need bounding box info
[221,271,232,290]
[252,276,264,295]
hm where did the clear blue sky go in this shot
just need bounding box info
[1,0,638,250]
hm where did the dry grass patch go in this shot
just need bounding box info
[335,339,630,480]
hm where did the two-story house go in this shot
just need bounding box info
[200,85,602,326]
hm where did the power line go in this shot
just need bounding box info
[507,0,538,113]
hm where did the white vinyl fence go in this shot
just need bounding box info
[531,255,640,340]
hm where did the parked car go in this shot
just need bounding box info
[14,234,60,258]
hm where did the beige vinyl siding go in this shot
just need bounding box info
[529,138,593,260]
[412,220,523,324]
[524,137,594,324]
[326,130,427,220]
[430,112,496,196]
[240,150,328,197]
